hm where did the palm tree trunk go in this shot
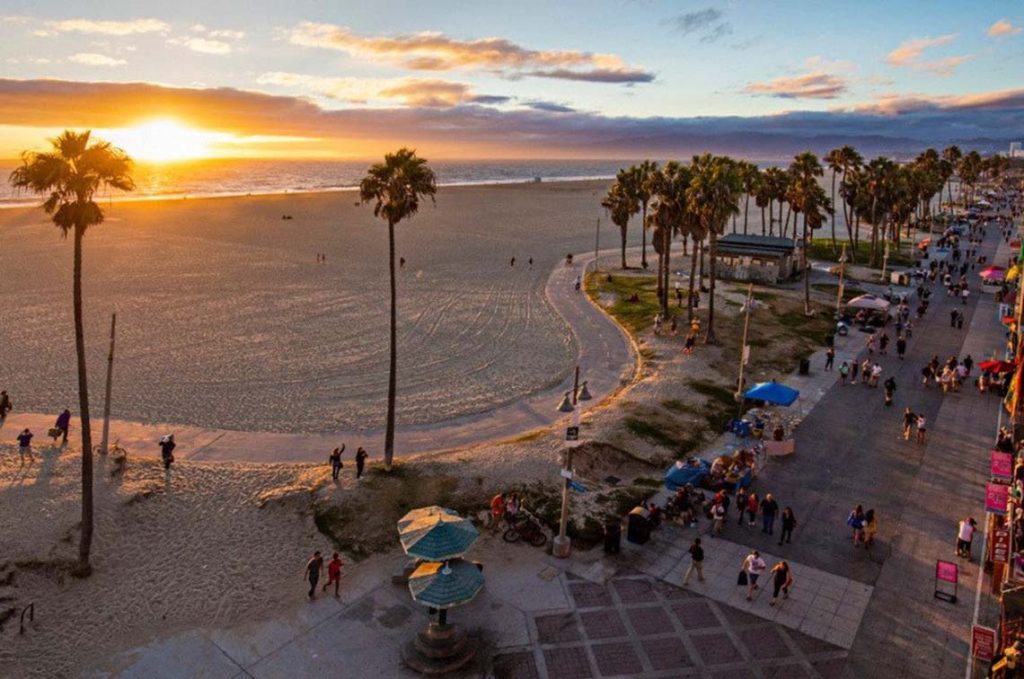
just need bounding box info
[783,205,792,238]
[743,194,750,235]
[698,239,705,287]
[687,240,698,323]
[803,215,811,314]
[640,203,648,269]
[767,200,774,236]
[73,223,94,576]
[620,224,627,269]
[384,218,398,471]
[760,206,766,235]
[829,170,838,252]
[704,230,719,344]
[662,229,672,318]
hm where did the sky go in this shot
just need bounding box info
[0,0,1021,159]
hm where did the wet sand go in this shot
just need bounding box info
[0,180,626,434]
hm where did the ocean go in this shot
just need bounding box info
[0,158,632,207]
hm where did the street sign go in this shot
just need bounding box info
[993,528,1011,564]
[569,480,587,493]
[991,450,1013,481]
[560,468,574,480]
[972,625,997,662]
[934,560,958,603]
[986,482,1010,515]
[565,425,580,446]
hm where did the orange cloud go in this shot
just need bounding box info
[68,52,127,66]
[256,72,503,107]
[745,72,848,99]
[988,19,1022,38]
[48,18,170,35]
[287,22,653,84]
[885,34,970,76]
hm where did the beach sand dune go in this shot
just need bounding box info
[0,180,620,434]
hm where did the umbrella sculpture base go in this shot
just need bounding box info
[403,621,478,675]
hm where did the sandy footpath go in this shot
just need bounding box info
[0,180,629,434]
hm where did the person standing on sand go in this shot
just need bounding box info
[17,428,33,462]
[510,257,516,267]
[304,550,324,599]
[159,434,176,471]
[0,390,11,423]
[322,552,343,597]
[355,447,368,479]
[54,408,71,446]
[329,445,345,481]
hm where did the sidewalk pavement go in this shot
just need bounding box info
[2,247,636,465]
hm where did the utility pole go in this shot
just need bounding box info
[99,312,117,455]
[735,282,753,415]
[553,366,581,559]
[881,241,890,284]
[836,243,848,318]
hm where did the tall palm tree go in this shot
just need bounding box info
[738,162,759,235]
[10,130,134,576]
[648,162,693,317]
[942,145,962,206]
[625,160,658,271]
[359,148,437,471]
[602,181,637,269]
[761,167,788,236]
[958,150,983,206]
[787,152,828,313]
[824,148,844,252]
[687,154,741,344]
[832,146,864,254]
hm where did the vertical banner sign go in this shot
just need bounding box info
[971,625,997,662]
[991,450,1014,481]
[993,528,1011,565]
[986,482,1009,515]
[934,560,958,603]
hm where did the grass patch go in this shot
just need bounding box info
[811,283,865,302]
[632,476,664,488]
[586,272,662,334]
[688,379,736,407]
[808,238,915,268]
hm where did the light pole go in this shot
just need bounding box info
[553,366,590,558]
[835,243,848,319]
[735,283,753,415]
[881,241,890,284]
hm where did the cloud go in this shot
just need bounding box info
[1,78,1021,159]
[885,33,970,76]
[208,29,245,40]
[286,22,653,84]
[48,18,170,36]
[664,8,732,43]
[170,37,233,54]
[525,101,577,113]
[988,19,1022,38]
[745,72,849,99]
[257,72,503,107]
[68,53,126,66]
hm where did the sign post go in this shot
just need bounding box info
[986,482,1010,515]
[993,528,1011,565]
[934,560,959,603]
[991,450,1013,481]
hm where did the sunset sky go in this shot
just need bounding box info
[0,1,1021,159]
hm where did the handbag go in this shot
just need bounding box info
[737,570,748,586]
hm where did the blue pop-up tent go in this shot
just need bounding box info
[664,458,710,491]
[743,381,799,407]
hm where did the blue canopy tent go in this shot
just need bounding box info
[743,381,800,407]
[664,458,710,491]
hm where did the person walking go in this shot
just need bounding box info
[883,377,896,406]
[838,361,849,385]
[489,492,505,530]
[711,501,726,537]
[159,434,176,471]
[16,428,33,462]
[879,333,889,355]
[304,550,324,599]
[768,561,793,606]
[902,408,916,440]
[866,334,875,356]
[778,507,796,545]
[896,335,907,360]
[916,414,927,445]
[0,390,12,423]
[850,360,860,384]
[746,492,758,527]
[956,517,977,561]
[355,446,368,479]
[322,552,344,597]
[54,408,71,446]
[329,445,345,481]
[847,505,866,546]
[735,487,748,526]
[682,537,705,586]
[760,493,778,535]
[742,550,767,601]
[825,347,835,371]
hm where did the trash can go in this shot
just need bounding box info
[799,358,810,375]
[604,521,622,554]
[626,507,651,545]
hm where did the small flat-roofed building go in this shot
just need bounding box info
[711,234,800,284]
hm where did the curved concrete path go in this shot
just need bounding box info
[1,249,638,463]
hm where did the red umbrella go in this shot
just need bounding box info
[979,359,1016,373]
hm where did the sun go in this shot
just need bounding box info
[102,119,222,162]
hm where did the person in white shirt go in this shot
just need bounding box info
[743,550,767,601]
[956,517,977,561]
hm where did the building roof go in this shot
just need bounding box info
[716,234,796,257]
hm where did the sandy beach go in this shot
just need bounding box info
[0,180,630,435]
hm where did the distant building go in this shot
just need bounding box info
[1011,142,1023,159]
[710,234,800,285]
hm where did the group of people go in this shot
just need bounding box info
[846,505,879,548]
[704,487,797,547]
[328,444,370,481]
[921,353,974,394]
[682,539,793,606]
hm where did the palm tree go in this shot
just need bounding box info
[824,148,846,252]
[761,167,788,236]
[625,160,658,271]
[738,162,759,235]
[602,181,637,269]
[787,152,828,313]
[958,151,983,206]
[942,145,962,206]
[687,154,741,344]
[9,130,134,576]
[359,148,437,471]
[648,162,693,317]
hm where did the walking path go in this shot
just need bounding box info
[1,248,637,463]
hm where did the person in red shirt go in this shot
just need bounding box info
[490,493,505,531]
[322,552,343,598]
